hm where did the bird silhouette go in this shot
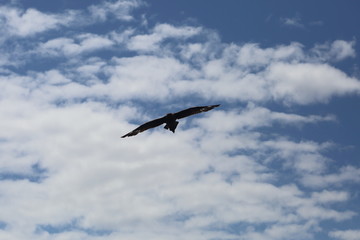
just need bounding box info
[121,104,220,138]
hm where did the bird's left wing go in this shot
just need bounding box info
[121,116,166,138]
[173,104,220,119]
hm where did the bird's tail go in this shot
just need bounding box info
[164,121,179,133]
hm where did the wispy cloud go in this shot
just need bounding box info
[311,40,356,62]
[301,166,360,188]
[280,15,325,30]
[0,6,76,37]
[0,0,143,39]
[0,1,360,239]
[39,34,114,57]
[330,229,360,240]
[127,23,202,52]
[88,0,144,22]
[281,16,305,28]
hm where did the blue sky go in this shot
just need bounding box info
[0,0,360,240]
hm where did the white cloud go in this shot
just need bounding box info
[101,55,190,100]
[0,6,78,38]
[88,0,143,21]
[0,0,142,40]
[281,16,304,28]
[127,24,201,52]
[153,23,201,38]
[311,40,356,62]
[297,205,355,221]
[0,83,355,239]
[1,2,360,239]
[32,69,71,85]
[243,222,314,240]
[330,230,360,240]
[260,138,332,175]
[39,34,114,56]
[301,166,360,188]
[266,62,360,104]
[195,103,335,133]
[235,42,305,67]
[124,38,359,104]
[311,190,349,204]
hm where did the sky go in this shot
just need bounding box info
[0,0,360,239]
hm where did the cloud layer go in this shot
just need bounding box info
[1,1,360,239]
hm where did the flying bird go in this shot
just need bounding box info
[121,104,220,138]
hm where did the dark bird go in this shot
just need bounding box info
[121,104,220,138]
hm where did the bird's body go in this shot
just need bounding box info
[121,104,220,138]
[163,113,179,133]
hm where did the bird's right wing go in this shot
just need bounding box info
[121,116,166,138]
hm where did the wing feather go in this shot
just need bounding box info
[121,116,166,138]
[173,104,220,119]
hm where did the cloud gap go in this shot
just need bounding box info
[0,163,48,183]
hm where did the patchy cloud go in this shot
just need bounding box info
[266,62,360,104]
[0,0,142,39]
[88,0,144,22]
[311,40,356,62]
[0,1,360,240]
[281,16,304,28]
[301,166,360,188]
[127,23,201,52]
[329,229,360,240]
[0,6,65,37]
[39,34,114,57]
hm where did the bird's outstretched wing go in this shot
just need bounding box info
[121,116,166,138]
[173,104,220,119]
